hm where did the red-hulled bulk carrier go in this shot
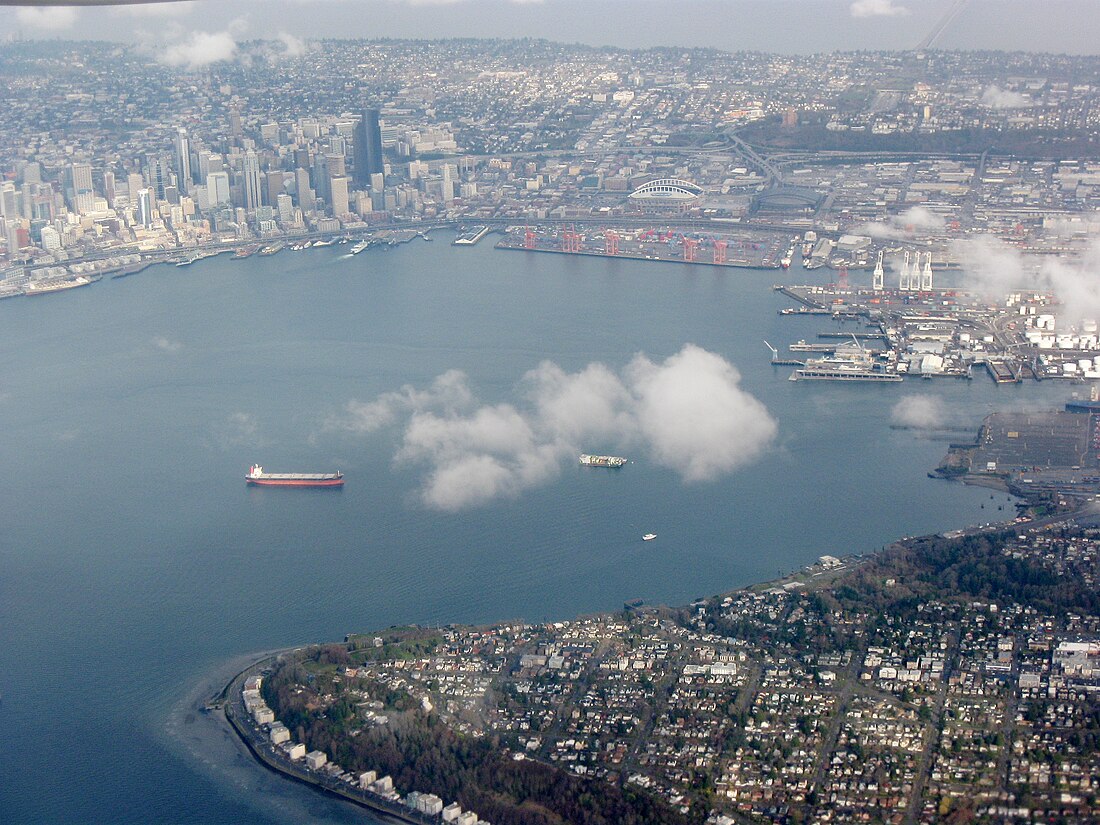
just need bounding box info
[245,464,344,488]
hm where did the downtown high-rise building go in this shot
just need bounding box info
[228,104,243,140]
[148,156,171,202]
[103,171,116,207]
[329,175,350,217]
[207,171,231,208]
[265,171,285,207]
[294,167,313,211]
[174,129,192,192]
[137,188,154,227]
[242,150,262,211]
[441,163,456,203]
[276,192,295,224]
[353,108,384,188]
[70,162,94,214]
[127,173,145,205]
[0,182,18,221]
[312,154,331,206]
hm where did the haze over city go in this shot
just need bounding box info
[6,0,1100,55]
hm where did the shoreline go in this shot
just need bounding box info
[209,505,1049,820]
[218,654,438,825]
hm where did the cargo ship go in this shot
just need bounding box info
[579,454,626,468]
[245,464,344,487]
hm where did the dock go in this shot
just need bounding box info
[453,226,490,246]
[985,360,1021,383]
[818,331,887,341]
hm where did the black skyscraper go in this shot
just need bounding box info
[353,108,384,187]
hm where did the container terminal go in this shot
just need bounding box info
[496,224,788,268]
[937,396,1100,500]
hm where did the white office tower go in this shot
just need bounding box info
[70,162,95,214]
[207,171,231,207]
[441,164,455,203]
[137,188,154,228]
[40,225,61,252]
[872,250,884,291]
[0,182,17,220]
[921,252,934,291]
[899,251,911,291]
[277,192,294,224]
[329,175,350,216]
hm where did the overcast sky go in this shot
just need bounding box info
[8,0,1100,55]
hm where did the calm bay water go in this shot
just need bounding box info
[0,235,1073,823]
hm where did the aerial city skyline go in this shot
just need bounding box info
[7,2,1100,824]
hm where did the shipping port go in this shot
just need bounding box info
[937,398,1100,500]
[496,224,787,268]
[773,254,1100,384]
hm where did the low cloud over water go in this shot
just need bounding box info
[330,345,778,511]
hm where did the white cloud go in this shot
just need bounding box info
[981,84,1031,109]
[955,235,1100,327]
[850,0,910,18]
[891,395,945,429]
[952,234,1042,307]
[626,346,776,483]
[152,336,183,353]
[333,369,475,434]
[276,31,307,57]
[159,30,238,69]
[16,8,78,31]
[331,346,777,511]
[862,205,945,239]
[212,411,261,451]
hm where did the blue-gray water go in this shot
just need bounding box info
[0,236,1072,823]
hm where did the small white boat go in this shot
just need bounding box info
[642,533,657,541]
